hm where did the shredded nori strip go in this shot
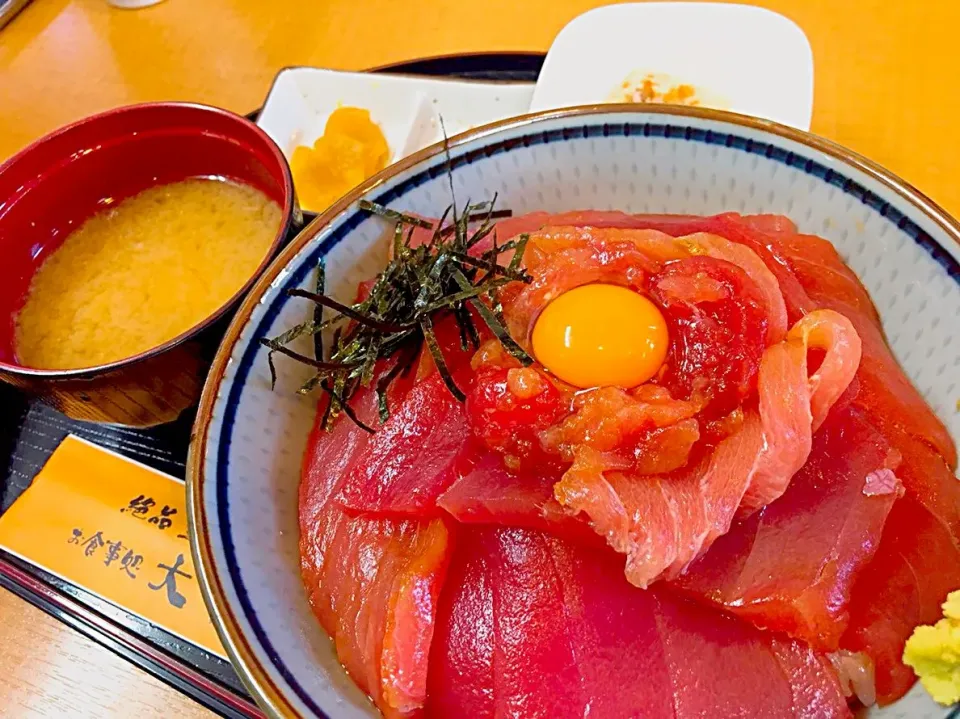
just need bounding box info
[323,377,374,434]
[450,269,533,365]
[419,313,465,401]
[287,289,413,333]
[508,234,530,273]
[262,134,534,430]
[358,199,433,229]
[375,340,420,423]
[258,339,355,372]
[313,260,325,363]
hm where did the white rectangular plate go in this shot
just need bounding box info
[257,67,534,166]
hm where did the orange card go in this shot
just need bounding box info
[0,435,225,658]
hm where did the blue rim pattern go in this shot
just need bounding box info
[214,121,960,717]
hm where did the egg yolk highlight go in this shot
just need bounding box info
[531,283,669,389]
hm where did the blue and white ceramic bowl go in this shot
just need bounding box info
[187,105,960,719]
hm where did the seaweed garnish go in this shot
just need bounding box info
[313,259,325,363]
[260,141,534,432]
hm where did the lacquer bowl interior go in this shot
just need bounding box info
[0,102,296,426]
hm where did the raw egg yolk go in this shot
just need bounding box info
[531,283,669,389]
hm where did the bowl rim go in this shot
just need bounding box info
[187,102,960,719]
[0,100,297,379]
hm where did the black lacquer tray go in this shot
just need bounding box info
[0,53,543,718]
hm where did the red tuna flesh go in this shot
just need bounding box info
[436,451,601,546]
[676,401,902,650]
[771,228,955,467]
[299,372,452,716]
[628,211,959,703]
[553,309,859,588]
[336,371,472,517]
[841,489,960,704]
[761,220,960,703]
[426,527,850,718]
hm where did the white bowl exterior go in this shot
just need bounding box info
[530,2,814,130]
[199,109,959,718]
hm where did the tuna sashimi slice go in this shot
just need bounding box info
[884,425,960,552]
[651,580,841,718]
[841,489,960,704]
[732,307,862,515]
[425,533,495,718]
[754,226,955,468]
[698,214,960,703]
[537,210,814,319]
[771,639,856,717]
[436,451,601,546]
[734,215,959,703]
[380,519,452,712]
[337,371,472,517]
[427,527,850,718]
[488,529,624,718]
[320,514,450,715]
[677,403,902,650]
[300,373,452,716]
[724,216,959,703]
[554,309,860,588]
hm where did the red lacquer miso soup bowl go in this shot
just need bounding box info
[0,102,298,427]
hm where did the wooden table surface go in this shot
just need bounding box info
[1,0,959,716]
[0,588,211,718]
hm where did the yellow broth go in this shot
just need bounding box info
[15,178,281,370]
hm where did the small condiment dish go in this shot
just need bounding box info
[256,67,536,212]
[530,2,814,130]
[258,68,438,171]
